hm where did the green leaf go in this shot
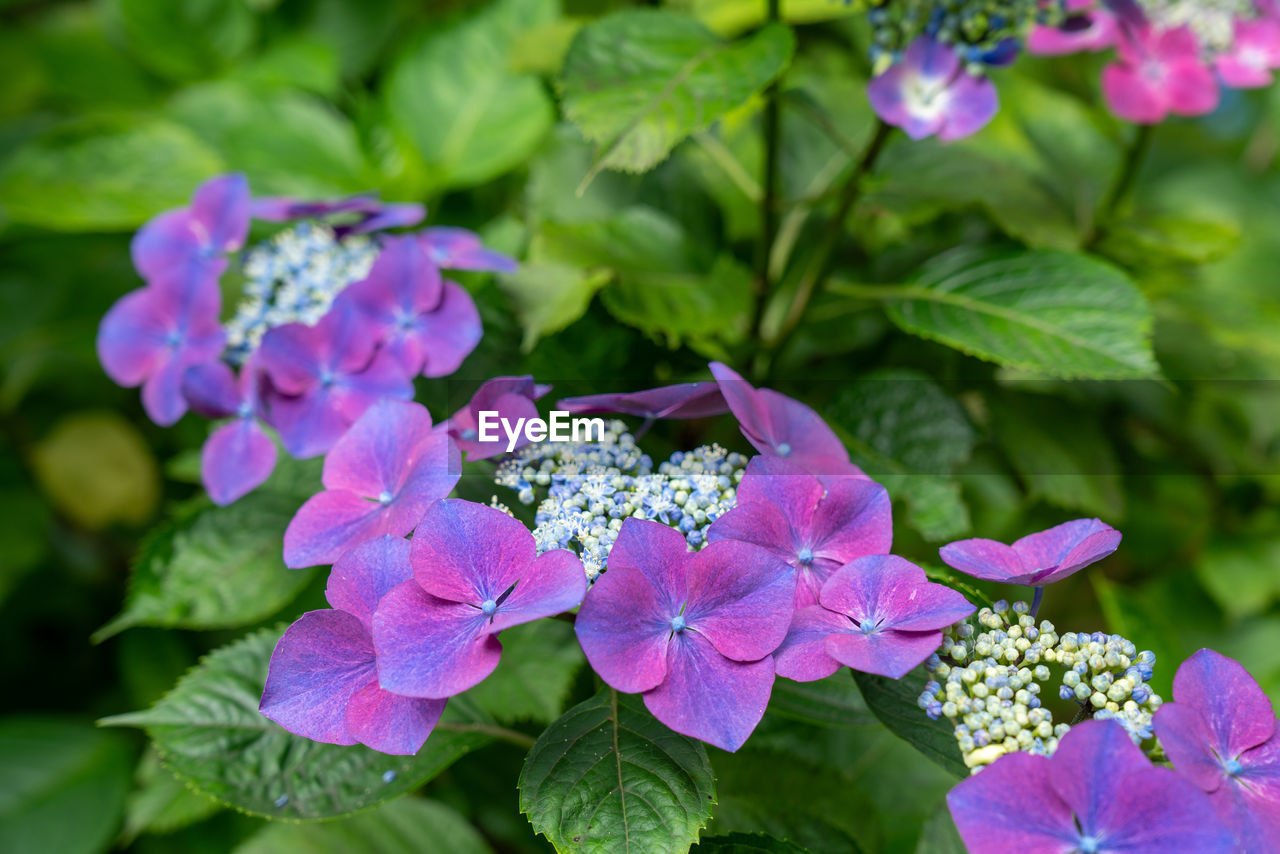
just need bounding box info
[1099,211,1242,267]
[692,832,810,853]
[383,0,556,190]
[104,0,256,81]
[766,674,873,729]
[1193,530,1280,620]
[852,670,966,779]
[519,688,716,854]
[872,247,1159,379]
[232,797,494,854]
[101,626,496,819]
[0,116,223,231]
[885,476,972,543]
[559,10,794,182]
[462,619,584,725]
[0,718,133,854]
[498,258,612,351]
[914,806,965,854]
[122,749,221,842]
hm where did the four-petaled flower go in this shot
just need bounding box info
[445,375,551,461]
[707,456,892,607]
[261,536,446,755]
[283,399,459,568]
[574,518,794,751]
[372,499,587,698]
[131,173,249,288]
[558,381,729,420]
[948,719,1234,853]
[866,36,999,142]
[939,518,1121,587]
[1155,649,1280,852]
[417,227,519,273]
[182,357,276,505]
[1216,19,1280,89]
[774,555,975,681]
[1102,25,1219,124]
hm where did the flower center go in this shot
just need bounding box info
[776,442,791,457]
[461,428,477,441]
[1077,836,1100,854]
[1224,756,1245,777]
[165,330,183,349]
[236,401,254,419]
[797,547,814,565]
[480,599,498,617]
[858,617,880,634]
[670,614,687,633]
[377,491,393,505]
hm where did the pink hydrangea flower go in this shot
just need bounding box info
[1102,24,1219,123]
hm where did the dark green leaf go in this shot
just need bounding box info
[462,619,585,725]
[232,797,494,854]
[122,749,221,842]
[852,670,966,779]
[914,806,965,854]
[766,675,873,729]
[519,688,716,854]
[692,832,810,853]
[104,0,256,81]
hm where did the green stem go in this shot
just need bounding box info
[1088,124,1154,246]
[436,721,537,750]
[760,119,893,380]
[749,0,784,346]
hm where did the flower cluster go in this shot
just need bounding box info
[98,173,512,505]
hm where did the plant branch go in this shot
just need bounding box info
[1087,123,1154,247]
[749,0,784,345]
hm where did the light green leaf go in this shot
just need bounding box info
[0,718,132,854]
[519,688,716,854]
[682,0,860,36]
[1193,529,1280,621]
[852,670,966,779]
[0,117,223,231]
[1099,211,1242,267]
[232,797,493,854]
[498,258,612,351]
[101,627,496,819]
[559,10,794,182]
[104,0,256,81]
[868,247,1159,379]
[383,0,556,190]
[462,619,584,725]
[122,749,221,842]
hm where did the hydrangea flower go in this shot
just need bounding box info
[1154,649,1280,851]
[867,36,999,141]
[96,279,225,426]
[131,173,249,287]
[337,236,482,378]
[182,358,275,505]
[259,301,414,458]
[1027,0,1118,55]
[283,399,459,568]
[947,719,1234,853]
[939,518,1121,587]
[446,375,552,461]
[706,456,892,607]
[417,227,518,273]
[1216,17,1280,86]
[574,518,794,751]
[250,194,425,237]
[774,555,975,681]
[558,381,729,420]
[261,536,445,755]
[1102,24,1219,123]
[709,362,860,478]
[371,499,587,698]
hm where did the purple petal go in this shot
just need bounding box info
[937,72,999,142]
[1091,765,1233,851]
[343,202,427,236]
[825,628,944,679]
[643,630,775,752]
[1224,736,1280,851]
[807,477,893,569]
[906,35,960,80]
[320,398,436,497]
[342,236,444,328]
[182,362,239,418]
[938,537,1026,583]
[1013,519,1120,579]
[371,580,501,698]
[557,382,729,420]
[947,752,1076,853]
[328,348,415,422]
[773,606,850,682]
[191,173,249,253]
[325,535,414,630]
[734,455,823,532]
[866,64,917,134]
[259,610,374,746]
[201,418,277,506]
[683,540,794,662]
[576,566,674,694]
[820,554,972,630]
[265,387,357,459]
[142,356,191,426]
[488,548,587,632]
[1172,649,1276,762]
[448,375,546,461]
[283,490,396,569]
[705,502,797,574]
[345,681,445,755]
[414,281,482,378]
[418,227,518,273]
[1102,62,1169,124]
[1155,702,1224,793]
[409,499,536,605]
[131,209,223,287]
[97,288,171,387]
[1049,720,1159,834]
[606,518,690,615]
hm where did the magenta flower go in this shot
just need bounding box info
[131,173,249,287]
[371,500,587,698]
[283,398,459,568]
[417,227,518,274]
[866,36,998,142]
[1102,25,1219,124]
[939,518,1121,587]
[182,358,276,505]
[574,518,794,752]
[707,456,892,607]
[445,376,551,461]
[259,301,414,458]
[250,194,425,237]
[1216,19,1280,88]
[1155,649,1280,852]
[338,236,482,377]
[709,362,860,478]
[774,555,974,681]
[261,536,445,755]
[96,280,225,426]
[1027,0,1117,55]
[948,719,1234,854]
[558,381,729,420]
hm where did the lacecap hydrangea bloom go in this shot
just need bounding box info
[98,173,511,505]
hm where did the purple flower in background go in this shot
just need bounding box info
[338,235,483,377]
[939,518,1121,587]
[182,357,276,505]
[1155,649,1280,852]
[261,536,445,755]
[132,173,249,287]
[372,500,586,698]
[96,281,225,426]
[1102,25,1218,124]
[259,301,414,458]
[558,381,729,420]
[575,519,794,752]
[283,399,459,568]
[709,362,860,479]
[445,376,551,461]
[948,719,1234,854]
[774,555,974,681]
[867,36,999,141]
[250,193,425,237]
[1027,0,1117,55]
[707,456,892,607]
[417,227,518,274]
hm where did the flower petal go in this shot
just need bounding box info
[606,518,690,614]
[488,548,587,633]
[558,382,728,420]
[282,489,388,569]
[1155,701,1224,793]
[415,281,482,378]
[321,398,435,497]
[344,680,445,755]
[947,752,1077,853]
[266,386,356,459]
[97,288,172,387]
[1102,62,1169,124]
[773,605,850,683]
[575,566,673,694]
[825,628,944,679]
[683,540,794,662]
[937,72,998,142]
[191,173,249,253]
[409,499,537,604]
[182,362,239,418]
[939,537,1026,583]
[201,418,277,506]
[1173,649,1276,761]
[325,534,414,630]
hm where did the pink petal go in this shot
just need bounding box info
[415,281,482,378]
[345,681,445,755]
[1173,649,1276,762]
[408,499,537,604]
[486,548,587,633]
[773,605,849,682]
[283,489,390,569]
[683,540,794,662]
[575,566,673,694]
[321,398,436,497]
[605,518,690,614]
[201,418,277,506]
[325,535,414,630]
[1102,63,1169,124]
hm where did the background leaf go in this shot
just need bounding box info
[232,797,494,854]
[463,619,584,725]
[852,671,966,779]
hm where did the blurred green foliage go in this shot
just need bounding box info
[4,0,1280,852]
